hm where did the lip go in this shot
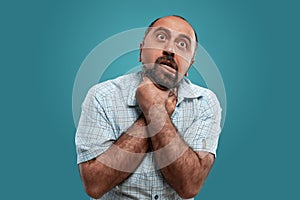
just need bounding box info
[159,64,177,75]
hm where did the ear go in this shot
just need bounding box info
[139,42,143,62]
[190,59,195,66]
[185,59,194,76]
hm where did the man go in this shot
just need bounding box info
[75,15,222,199]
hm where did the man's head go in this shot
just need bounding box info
[140,15,198,89]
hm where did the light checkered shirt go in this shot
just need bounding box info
[75,71,222,200]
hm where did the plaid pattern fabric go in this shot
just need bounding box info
[75,71,222,200]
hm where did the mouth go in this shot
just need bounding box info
[160,60,174,69]
[155,56,178,71]
[159,63,177,75]
[144,56,179,90]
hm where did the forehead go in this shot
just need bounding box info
[150,16,196,41]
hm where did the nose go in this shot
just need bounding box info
[163,40,175,55]
[163,50,175,58]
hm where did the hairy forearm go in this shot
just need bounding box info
[146,109,204,198]
[79,116,148,199]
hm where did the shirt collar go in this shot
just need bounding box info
[127,72,204,106]
[177,77,203,104]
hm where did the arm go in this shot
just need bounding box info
[136,77,217,198]
[78,115,149,199]
[148,108,215,198]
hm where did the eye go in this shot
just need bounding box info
[178,40,187,48]
[157,33,167,41]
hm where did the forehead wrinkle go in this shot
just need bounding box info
[152,27,171,36]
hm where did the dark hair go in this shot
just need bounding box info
[146,15,198,43]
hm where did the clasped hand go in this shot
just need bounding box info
[136,77,177,120]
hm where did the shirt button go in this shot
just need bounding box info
[154,195,159,199]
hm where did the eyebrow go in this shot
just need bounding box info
[153,27,192,44]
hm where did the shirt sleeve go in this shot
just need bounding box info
[75,85,117,164]
[183,91,222,157]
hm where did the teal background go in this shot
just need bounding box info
[1,0,299,199]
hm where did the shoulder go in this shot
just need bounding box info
[87,72,141,99]
[191,82,215,97]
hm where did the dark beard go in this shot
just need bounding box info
[143,55,179,90]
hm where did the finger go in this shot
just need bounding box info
[138,77,154,89]
[142,76,152,83]
[140,76,155,86]
[168,91,175,97]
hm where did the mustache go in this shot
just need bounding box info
[155,55,178,71]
